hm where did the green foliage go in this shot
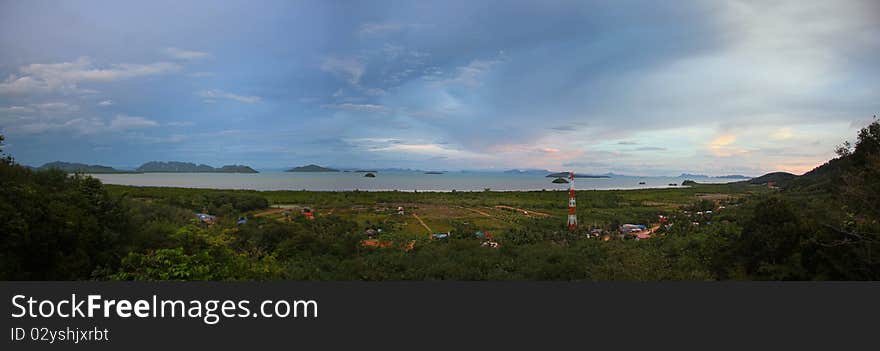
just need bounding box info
[0,164,130,279]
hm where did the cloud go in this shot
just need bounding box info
[109,114,159,130]
[163,47,211,60]
[167,121,195,127]
[770,127,794,140]
[320,57,365,86]
[0,102,78,115]
[617,141,639,145]
[188,72,215,78]
[197,89,261,104]
[0,106,35,114]
[430,58,502,87]
[321,103,390,114]
[97,100,114,106]
[707,134,748,157]
[358,22,430,36]
[634,146,668,151]
[13,113,159,136]
[0,57,180,95]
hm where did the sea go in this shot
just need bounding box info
[86,171,743,192]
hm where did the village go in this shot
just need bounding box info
[192,187,738,252]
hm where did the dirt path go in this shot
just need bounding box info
[253,208,286,218]
[462,207,492,217]
[411,213,432,234]
[494,205,550,217]
[633,225,661,238]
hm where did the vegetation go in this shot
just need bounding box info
[0,120,878,280]
[748,171,797,185]
[286,164,339,172]
[38,161,126,173]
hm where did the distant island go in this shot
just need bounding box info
[679,173,709,178]
[504,169,551,175]
[546,172,610,178]
[680,173,751,179]
[137,161,258,173]
[424,171,445,174]
[38,161,131,174]
[716,174,751,179]
[286,164,339,172]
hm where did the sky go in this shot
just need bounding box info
[1,0,878,175]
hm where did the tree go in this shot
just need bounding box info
[736,197,808,279]
[0,134,12,164]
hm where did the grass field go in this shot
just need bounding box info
[106,182,767,241]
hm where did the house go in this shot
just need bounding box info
[658,215,669,224]
[195,213,217,224]
[620,224,646,233]
[474,231,494,240]
[431,232,450,240]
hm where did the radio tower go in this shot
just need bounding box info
[567,171,578,230]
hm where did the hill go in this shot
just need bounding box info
[748,172,797,185]
[217,165,260,173]
[38,161,124,173]
[136,161,258,173]
[286,164,339,172]
[546,172,610,178]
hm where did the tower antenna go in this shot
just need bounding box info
[567,171,577,230]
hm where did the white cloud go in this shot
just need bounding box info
[321,103,390,114]
[197,89,261,104]
[188,72,215,78]
[320,57,365,86]
[358,22,430,36]
[770,127,794,140]
[0,105,35,114]
[97,100,114,106]
[430,58,503,87]
[13,113,159,136]
[0,102,79,115]
[110,114,159,130]
[163,47,211,60]
[0,57,180,95]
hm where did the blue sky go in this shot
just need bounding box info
[1,0,878,175]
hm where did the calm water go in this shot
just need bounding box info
[88,171,740,191]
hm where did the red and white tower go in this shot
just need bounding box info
[567,171,577,230]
